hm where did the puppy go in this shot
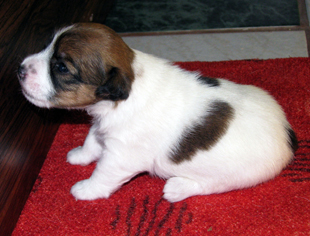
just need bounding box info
[18,23,297,202]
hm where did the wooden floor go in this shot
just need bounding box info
[0,0,113,235]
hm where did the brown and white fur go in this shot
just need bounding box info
[18,23,297,202]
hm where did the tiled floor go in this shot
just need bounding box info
[122,30,308,62]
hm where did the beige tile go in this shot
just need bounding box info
[122,31,308,61]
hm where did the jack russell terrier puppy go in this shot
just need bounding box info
[18,23,297,202]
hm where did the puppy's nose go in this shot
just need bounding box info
[18,65,27,81]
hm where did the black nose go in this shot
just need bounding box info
[18,65,27,81]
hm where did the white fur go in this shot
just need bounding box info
[19,49,54,108]
[19,31,294,202]
[19,27,72,108]
[70,50,293,202]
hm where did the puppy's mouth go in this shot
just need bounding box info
[21,88,53,108]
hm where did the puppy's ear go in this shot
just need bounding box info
[95,67,130,101]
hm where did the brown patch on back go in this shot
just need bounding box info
[170,100,235,164]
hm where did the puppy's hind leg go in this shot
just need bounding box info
[163,177,204,202]
[163,177,235,202]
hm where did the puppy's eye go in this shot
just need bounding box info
[56,62,69,74]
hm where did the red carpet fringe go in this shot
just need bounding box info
[13,58,310,235]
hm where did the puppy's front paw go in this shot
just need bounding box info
[67,146,93,166]
[163,177,203,202]
[70,179,111,200]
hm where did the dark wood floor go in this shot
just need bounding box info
[0,0,113,235]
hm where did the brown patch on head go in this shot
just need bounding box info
[170,100,235,164]
[53,85,98,108]
[49,23,135,108]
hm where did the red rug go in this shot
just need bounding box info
[13,58,310,235]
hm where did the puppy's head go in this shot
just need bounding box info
[18,23,134,108]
